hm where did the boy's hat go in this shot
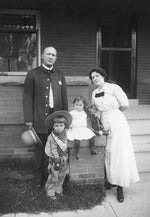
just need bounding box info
[21,127,42,146]
[45,110,72,131]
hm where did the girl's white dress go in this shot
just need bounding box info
[92,82,139,187]
[67,110,95,141]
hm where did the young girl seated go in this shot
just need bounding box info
[44,110,72,200]
[67,96,97,159]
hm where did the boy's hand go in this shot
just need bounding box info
[54,157,61,171]
[61,156,67,164]
[54,157,60,163]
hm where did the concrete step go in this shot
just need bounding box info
[135,151,150,173]
[129,99,139,106]
[139,172,150,182]
[124,105,150,135]
[122,103,150,181]
[131,134,150,181]
[125,105,150,120]
[128,119,150,135]
[132,135,150,152]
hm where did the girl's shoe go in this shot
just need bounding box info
[91,150,97,155]
[117,186,124,203]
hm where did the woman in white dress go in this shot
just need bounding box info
[67,96,96,159]
[89,67,139,202]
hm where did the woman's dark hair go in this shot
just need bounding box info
[89,67,107,80]
[73,96,87,108]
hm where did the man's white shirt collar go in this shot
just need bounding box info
[42,64,53,71]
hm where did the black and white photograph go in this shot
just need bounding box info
[0,0,149,216]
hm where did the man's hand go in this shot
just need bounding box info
[25,122,33,129]
[98,130,103,136]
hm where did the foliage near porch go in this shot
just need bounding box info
[0,158,105,215]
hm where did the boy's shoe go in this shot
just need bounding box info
[76,154,81,160]
[56,192,64,197]
[49,195,57,200]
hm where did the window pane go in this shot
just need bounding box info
[0,14,36,30]
[0,32,37,71]
[102,51,131,93]
[102,25,131,48]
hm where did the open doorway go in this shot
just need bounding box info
[97,19,136,98]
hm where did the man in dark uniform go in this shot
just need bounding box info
[23,46,68,186]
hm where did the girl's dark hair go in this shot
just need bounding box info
[53,116,67,128]
[89,67,107,80]
[73,96,87,108]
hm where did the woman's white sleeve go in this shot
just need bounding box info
[113,84,129,107]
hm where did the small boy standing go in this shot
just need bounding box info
[44,110,72,200]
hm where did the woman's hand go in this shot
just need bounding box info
[119,106,128,112]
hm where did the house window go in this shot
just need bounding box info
[0,11,40,73]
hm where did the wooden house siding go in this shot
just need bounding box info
[40,6,97,76]
[137,13,150,103]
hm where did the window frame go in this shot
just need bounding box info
[0,9,41,76]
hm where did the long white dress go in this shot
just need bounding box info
[92,82,139,187]
[67,110,95,141]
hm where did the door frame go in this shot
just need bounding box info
[96,25,137,98]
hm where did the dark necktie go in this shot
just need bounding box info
[95,92,105,98]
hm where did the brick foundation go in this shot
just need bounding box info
[68,136,106,185]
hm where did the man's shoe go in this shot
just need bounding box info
[117,186,124,203]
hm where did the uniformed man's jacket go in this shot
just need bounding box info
[23,65,68,133]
